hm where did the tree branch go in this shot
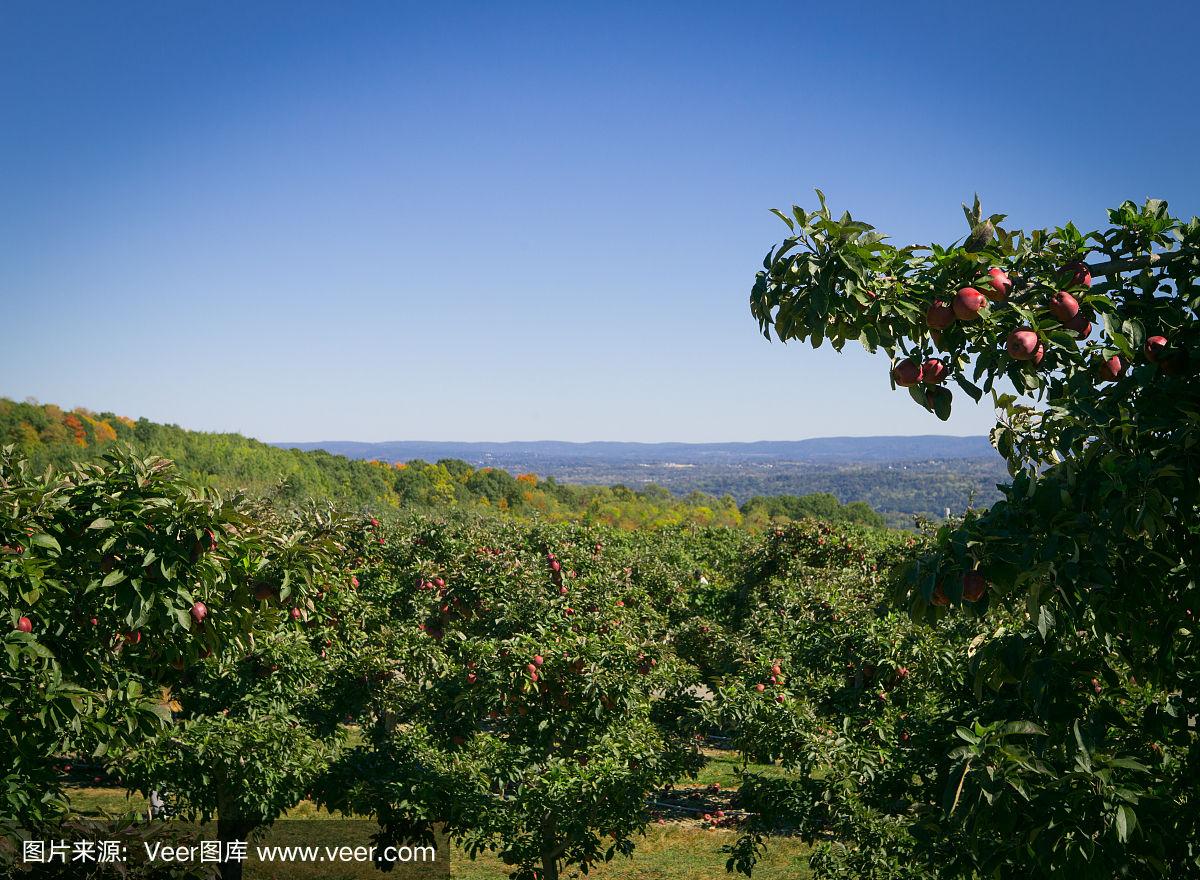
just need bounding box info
[1087,248,1196,279]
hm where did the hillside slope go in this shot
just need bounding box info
[0,398,888,529]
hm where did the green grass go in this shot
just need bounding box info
[685,748,795,788]
[68,785,150,816]
[63,748,811,879]
[451,826,811,879]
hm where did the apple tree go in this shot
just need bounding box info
[117,505,365,880]
[319,519,708,880]
[745,194,1199,876]
[0,447,343,853]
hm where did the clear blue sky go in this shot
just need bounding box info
[2,1,1197,442]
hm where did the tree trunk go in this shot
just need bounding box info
[539,812,562,880]
[215,782,257,880]
[216,816,257,880]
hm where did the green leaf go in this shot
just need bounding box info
[926,386,953,421]
[1116,804,1136,842]
[1109,757,1150,772]
[954,374,984,402]
[29,533,61,553]
[769,208,795,231]
[101,570,128,588]
[1120,319,1145,350]
[999,721,1046,737]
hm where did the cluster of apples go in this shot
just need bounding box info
[930,570,988,607]
[890,357,948,389]
[895,261,1184,388]
[750,661,787,703]
[1002,263,1099,374]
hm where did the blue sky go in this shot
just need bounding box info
[2,1,1197,442]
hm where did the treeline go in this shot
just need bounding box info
[0,398,886,529]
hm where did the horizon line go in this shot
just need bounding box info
[268,434,991,446]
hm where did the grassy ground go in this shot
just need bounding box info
[452,827,811,879]
[63,749,810,879]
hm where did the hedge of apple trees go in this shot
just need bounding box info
[744,194,1199,877]
[2,448,749,879]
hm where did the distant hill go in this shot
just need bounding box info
[273,436,1008,527]
[273,436,998,466]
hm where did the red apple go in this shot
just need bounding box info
[754,683,765,693]
[533,655,544,666]
[926,300,956,330]
[930,583,949,607]
[891,358,923,387]
[1065,313,1091,340]
[952,287,987,321]
[1096,355,1126,383]
[90,617,98,626]
[962,571,987,602]
[350,576,360,588]
[775,694,786,703]
[1006,328,1040,361]
[190,601,208,624]
[986,268,1011,301]
[1061,261,1092,288]
[1031,344,1045,366]
[290,607,302,620]
[921,358,948,385]
[467,672,477,684]
[770,664,782,676]
[1145,335,1168,363]
[1049,291,1080,323]
[16,616,32,633]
